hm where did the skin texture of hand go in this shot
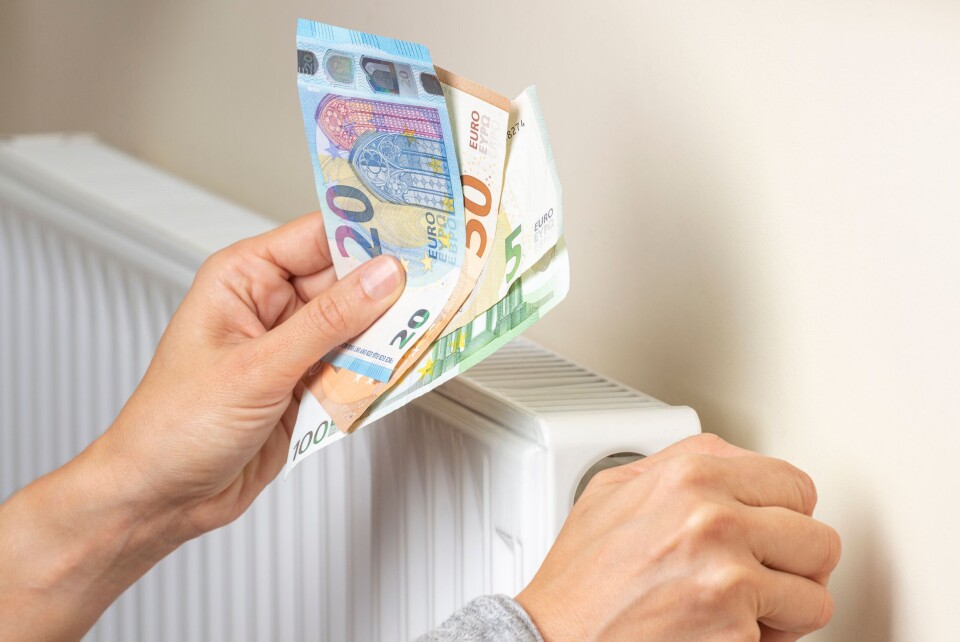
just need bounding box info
[515,434,841,642]
[0,213,405,641]
[101,213,405,535]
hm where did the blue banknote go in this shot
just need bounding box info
[296,18,466,382]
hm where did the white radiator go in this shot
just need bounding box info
[0,135,701,641]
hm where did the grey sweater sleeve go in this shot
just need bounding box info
[418,594,544,642]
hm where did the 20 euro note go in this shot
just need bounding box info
[296,18,465,382]
[300,67,510,432]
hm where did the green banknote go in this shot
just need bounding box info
[360,239,569,424]
[286,240,568,474]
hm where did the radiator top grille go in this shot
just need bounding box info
[438,338,663,434]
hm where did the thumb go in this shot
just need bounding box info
[258,255,406,383]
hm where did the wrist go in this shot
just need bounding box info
[78,427,191,556]
[0,435,183,639]
[516,581,591,642]
[97,400,231,544]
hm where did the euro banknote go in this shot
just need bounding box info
[360,239,569,426]
[296,18,465,382]
[285,240,569,475]
[287,20,567,475]
[441,86,563,336]
[300,66,511,431]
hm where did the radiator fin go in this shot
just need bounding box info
[0,197,182,494]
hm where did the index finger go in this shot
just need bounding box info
[248,211,333,277]
[598,450,817,515]
[601,433,755,484]
[579,434,756,500]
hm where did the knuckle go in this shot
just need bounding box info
[684,502,737,544]
[198,247,232,277]
[581,479,605,500]
[693,432,729,453]
[198,243,252,285]
[661,454,710,491]
[698,562,753,606]
[217,240,250,265]
[586,467,619,490]
[310,292,351,336]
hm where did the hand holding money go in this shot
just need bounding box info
[287,19,568,474]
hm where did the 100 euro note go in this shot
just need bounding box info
[296,18,465,382]
[301,67,510,432]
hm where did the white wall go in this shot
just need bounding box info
[3,1,959,639]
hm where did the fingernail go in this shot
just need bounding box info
[360,256,403,300]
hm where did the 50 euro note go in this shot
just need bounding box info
[442,86,563,336]
[296,18,465,382]
[296,67,510,434]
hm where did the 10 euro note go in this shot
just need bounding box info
[301,67,510,432]
[296,18,465,382]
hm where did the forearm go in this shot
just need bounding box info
[0,435,182,641]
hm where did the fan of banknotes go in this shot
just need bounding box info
[285,18,568,475]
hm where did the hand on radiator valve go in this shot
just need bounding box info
[514,434,841,642]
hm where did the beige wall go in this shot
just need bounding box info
[3,1,959,639]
